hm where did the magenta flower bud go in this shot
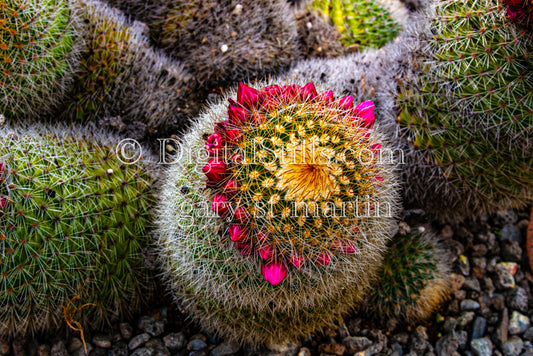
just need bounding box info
[228,224,246,241]
[0,196,6,210]
[375,176,384,183]
[228,99,250,125]
[300,82,318,100]
[319,90,334,104]
[225,129,243,144]
[205,132,224,156]
[214,120,230,134]
[211,194,229,215]
[354,100,375,128]
[234,242,252,256]
[231,153,243,164]
[504,0,524,6]
[506,6,524,22]
[316,253,331,265]
[234,207,248,223]
[337,95,354,110]
[224,180,239,195]
[281,84,300,101]
[256,230,268,242]
[237,83,260,108]
[289,252,305,268]
[202,158,227,182]
[371,143,382,155]
[261,261,287,286]
[0,162,4,177]
[258,245,273,260]
[334,240,356,254]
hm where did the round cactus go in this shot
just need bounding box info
[310,0,406,51]
[388,0,533,221]
[157,80,399,345]
[363,231,451,322]
[0,124,155,337]
[0,0,82,119]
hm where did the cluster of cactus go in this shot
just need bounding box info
[157,80,402,345]
[364,231,450,322]
[309,0,404,52]
[0,124,154,336]
[0,0,81,119]
[390,0,533,221]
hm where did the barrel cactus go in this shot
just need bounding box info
[364,231,451,322]
[0,0,82,119]
[157,80,399,345]
[0,124,155,337]
[387,0,533,221]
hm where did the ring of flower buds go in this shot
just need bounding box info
[503,0,533,26]
[202,82,389,286]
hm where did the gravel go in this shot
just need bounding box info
[2,208,531,356]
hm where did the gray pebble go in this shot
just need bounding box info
[138,316,166,337]
[130,347,152,356]
[503,337,524,356]
[472,317,487,339]
[508,287,529,313]
[129,333,151,351]
[470,337,493,356]
[342,336,372,353]
[92,335,112,349]
[510,311,531,335]
[297,348,312,356]
[163,332,186,352]
[50,341,68,356]
[501,224,521,243]
[187,339,207,351]
[109,342,128,356]
[496,211,518,226]
[458,311,476,326]
[190,351,209,356]
[70,343,94,356]
[464,278,481,292]
[502,241,523,262]
[120,323,133,340]
[456,331,468,349]
[211,341,240,356]
[435,334,459,356]
[524,327,533,342]
[460,300,480,311]
[37,345,50,356]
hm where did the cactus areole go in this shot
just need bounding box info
[202,82,386,285]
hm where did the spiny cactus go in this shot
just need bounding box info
[0,0,82,119]
[157,80,399,345]
[103,0,299,91]
[383,0,533,221]
[0,123,155,337]
[295,8,345,59]
[309,0,406,52]
[364,231,451,322]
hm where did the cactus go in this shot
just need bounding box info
[310,0,406,51]
[0,123,155,337]
[364,231,451,322]
[103,0,299,91]
[0,0,82,119]
[295,8,345,59]
[157,80,399,345]
[380,0,533,221]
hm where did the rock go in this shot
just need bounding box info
[471,244,488,257]
[92,335,112,349]
[458,255,470,276]
[130,347,151,356]
[37,345,50,356]
[508,287,529,313]
[266,341,299,354]
[501,224,521,242]
[189,351,209,356]
[449,273,466,293]
[472,317,487,339]
[68,338,84,353]
[496,265,517,289]
[497,262,518,275]
[129,334,151,351]
[399,221,411,235]
[109,342,128,356]
[211,342,240,356]
[343,337,372,353]
[470,337,493,356]
[496,308,509,345]
[443,318,458,333]
[463,278,481,292]
[458,311,476,326]
[441,225,454,238]
[71,343,94,356]
[503,337,524,356]
[460,300,480,310]
[318,344,345,356]
[502,241,523,262]
[50,341,68,356]
[492,295,506,311]
[496,211,518,226]
[509,311,530,334]
[163,332,186,352]
[145,339,170,356]
[120,323,133,340]
[524,327,533,342]
[436,334,459,356]
[297,348,312,356]
[138,316,165,337]
[187,339,208,351]
[456,331,468,349]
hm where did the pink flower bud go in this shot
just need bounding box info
[225,129,243,144]
[0,163,5,177]
[354,100,376,128]
[205,132,224,156]
[224,180,239,195]
[316,253,331,265]
[0,196,6,210]
[214,120,230,134]
[375,176,384,183]
[202,158,227,183]
[261,261,287,286]
[300,82,318,100]
[234,242,252,256]
[333,240,356,254]
[228,224,246,241]
[289,252,305,268]
[371,143,381,155]
[228,99,250,126]
[231,153,243,164]
[234,207,248,223]
[337,95,354,110]
[211,194,229,215]
[506,6,525,22]
[504,0,523,6]
[258,245,273,260]
[319,90,334,104]
[237,83,260,108]
[281,84,300,101]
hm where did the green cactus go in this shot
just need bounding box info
[311,0,402,50]
[395,0,533,220]
[364,231,450,322]
[157,80,399,345]
[0,0,81,119]
[0,124,154,337]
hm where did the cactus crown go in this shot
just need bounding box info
[0,125,153,336]
[202,82,392,285]
[0,0,76,118]
[312,0,400,50]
